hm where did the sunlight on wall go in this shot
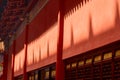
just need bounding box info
[40,38,48,60]
[90,0,116,36]
[63,0,117,50]
[118,0,120,17]
[13,0,120,75]
[33,43,40,63]
[63,0,120,59]
[14,49,25,72]
[27,42,34,65]
[63,0,90,49]
[71,3,90,45]
[46,24,58,56]
[27,23,58,66]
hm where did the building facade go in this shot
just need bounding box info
[1,0,120,80]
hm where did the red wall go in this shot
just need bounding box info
[63,0,120,59]
[26,0,59,72]
[14,29,26,76]
[6,0,120,77]
[14,0,59,76]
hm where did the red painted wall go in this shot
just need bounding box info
[6,0,120,78]
[14,29,25,76]
[26,0,59,72]
[14,0,59,76]
[63,0,120,59]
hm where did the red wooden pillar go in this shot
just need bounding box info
[56,0,64,80]
[23,24,28,80]
[3,52,8,80]
[12,40,16,80]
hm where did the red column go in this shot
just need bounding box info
[23,25,28,80]
[3,52,8,80]
[11,40,16,80]
[56,0,64,80]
